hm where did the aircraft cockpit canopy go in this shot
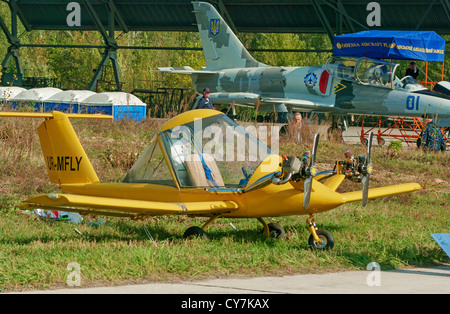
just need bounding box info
[354,58,398,86]
[325,57,357,81]
[326,56,398,87]
[326,56,426,91]
[123,112,276,189]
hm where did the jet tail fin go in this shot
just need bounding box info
[192,1,267,70]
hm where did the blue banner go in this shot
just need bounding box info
[334,30,445,62]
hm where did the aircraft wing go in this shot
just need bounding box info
[209,92,260,104]
[261,97,319,111]
[209,93,319,111]
[20,193,239,218]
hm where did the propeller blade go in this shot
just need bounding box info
[366,132,373,165]
[361,174,370,207]
[303,177,312,209]
[361,132,373,207]
[303,133,320,210]
[310,133,320,166]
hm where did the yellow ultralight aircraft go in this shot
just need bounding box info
[0,109,421,249]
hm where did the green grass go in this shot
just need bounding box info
[1,192,448,292]
[0,118,449,292]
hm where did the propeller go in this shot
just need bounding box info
[361,132,373,206]
[303,133,320,209]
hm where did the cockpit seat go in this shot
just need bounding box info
[185,154,225,187]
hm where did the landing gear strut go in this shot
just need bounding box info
[183,215,223,239]
[327,115,348,144]
[306,215,334,250]
[257,218,286,239]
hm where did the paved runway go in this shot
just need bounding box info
[19,266,450,294]
[342,125,415,146]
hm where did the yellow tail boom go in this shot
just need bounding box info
[341,182,421,203]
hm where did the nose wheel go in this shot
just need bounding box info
[306,215,334,250]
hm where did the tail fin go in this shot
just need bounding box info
[37,111,99,185]
[0,111,110,185]
[192,1,267,70]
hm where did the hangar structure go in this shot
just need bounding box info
[1,0,450,91]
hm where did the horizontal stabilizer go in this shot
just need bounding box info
[342,183,421,203]
[158,66,218,75]
[21,193,239,217]
[0,112,112,119]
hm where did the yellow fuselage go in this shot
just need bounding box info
[60,177,346,219]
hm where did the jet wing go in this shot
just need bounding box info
[20,193,239,218]
[209,92,260,104]
[261,98,319,111]
[209,93,319,111]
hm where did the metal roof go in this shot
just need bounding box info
[80,92,146,106]
[2,0,449,91]
[6,0,450,35]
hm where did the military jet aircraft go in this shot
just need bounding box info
[0,109,420,249]
[159,1,450,128]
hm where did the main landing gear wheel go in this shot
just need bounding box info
[308,229,334,250]
[183,215,222,240]
[183,226,208,240]
[268,222,286,240]
[257,218,286,240]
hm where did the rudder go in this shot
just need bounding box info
[193,1,267,70]
[38,111,99,185]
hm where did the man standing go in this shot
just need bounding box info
[197,88,213,109]
[405,61,419,80]
[290,112,303,143]
[294,112,303,127]
[418,114,446,152]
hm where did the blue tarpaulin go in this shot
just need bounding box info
[431,234,450,258]
[334,30,445,62]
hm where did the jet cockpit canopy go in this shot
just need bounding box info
[326,56,426,91]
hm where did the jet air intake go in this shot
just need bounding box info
[433,81,450,97]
